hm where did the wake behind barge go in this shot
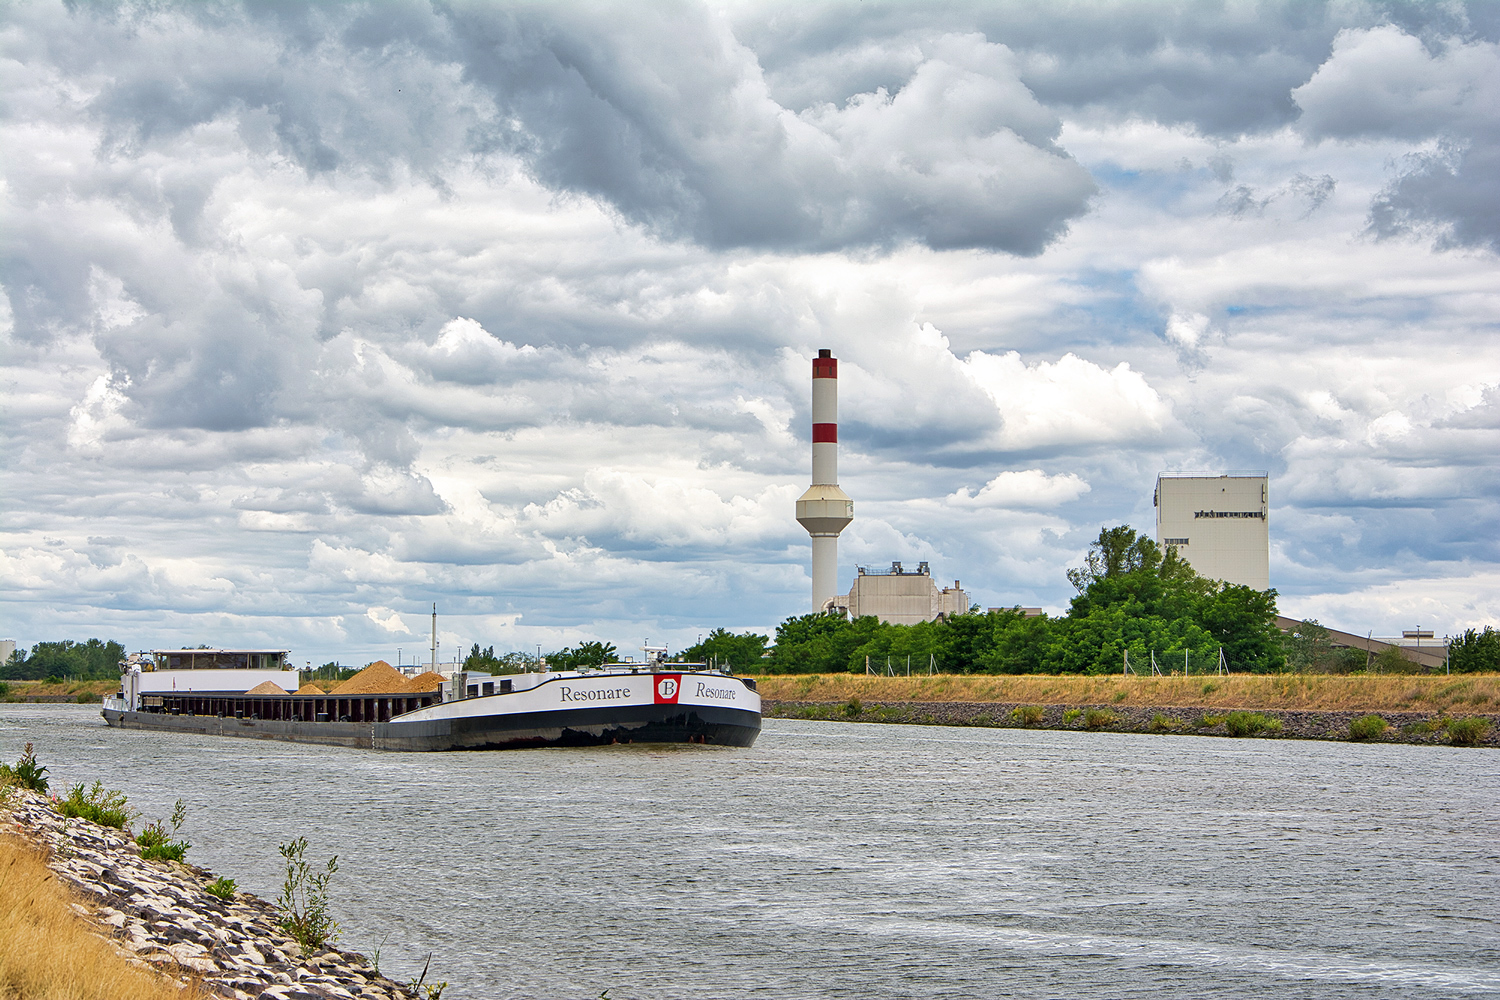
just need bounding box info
[102,648,761,751]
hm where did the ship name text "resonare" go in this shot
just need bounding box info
[696,682,737,700]
[559,686,632,702]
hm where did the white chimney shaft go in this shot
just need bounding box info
[795,349,854,612]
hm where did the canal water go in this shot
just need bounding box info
[3,705,1497,999]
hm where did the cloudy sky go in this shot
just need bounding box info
[3,1,1498,666]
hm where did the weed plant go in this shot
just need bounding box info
[1223,711,1281,737]
[277,837,340,950]
[1111,690,1128,703]
[843,696,862,717]
[1062,708,1083,724]
[1149,713,1180,732]
[136,800,189,862]
[1194,714,1224,729]
[0,743,49,792]
[1445,716,1490,746]
[205,877,238,900]
[1011,705,1044,725]
[1083,708,1119,730]
[57,781,134,830]
[1348,714,1389,741]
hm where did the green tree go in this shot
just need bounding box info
[768,613,883,673]
[1,639,127,680]
[680,628,770,671]
[1449,627,1500,673]
[546,641,618,670]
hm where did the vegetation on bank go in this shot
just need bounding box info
[0,833,204,1000]
[754,672,1500,714]
[2,639,126,681]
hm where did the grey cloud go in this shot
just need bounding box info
[16,2,1098,256]
[1293,25,1500,250]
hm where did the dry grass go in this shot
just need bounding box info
[2,680,118,700]
[753,673,1500,713]
[0,835,201,1000]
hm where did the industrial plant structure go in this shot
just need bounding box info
[795,349,854,612]
[1155,472,1270,590]
[828,562,969,625]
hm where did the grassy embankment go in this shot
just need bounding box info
[0,679,117,702]
[754,672,1500,714]
[0,833,200,1000]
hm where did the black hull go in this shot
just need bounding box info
[102,703,760,752]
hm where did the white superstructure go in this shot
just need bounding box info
[1155,473,1270,590]
[796,349,855,612]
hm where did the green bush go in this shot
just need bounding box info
[0,742,49,792]
[1223,711,1282,737]
[1148,713,1178,732]
[1111,689,1128,703]
[1194,714,1224,729]
[75,691,101,704]
[57,781,134,829]
[136,800,189,862]
[1083,708,1119,730]
[205,876,238,900]
[1348,714,1389,741]
[1062,708,1083,724]
[1401,718,1441,735]
[1010,704,1044,725]
[277,837,340,950]
[1445,717,1490,747]
[843,696,862,717]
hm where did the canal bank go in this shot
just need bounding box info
[763,699,1500,746]
[2,786,425,1000]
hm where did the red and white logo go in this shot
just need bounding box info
[654,674,681,704]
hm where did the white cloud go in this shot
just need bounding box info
[962,351,1172,451]
[946,470,1091,509]
[366,607,413,635]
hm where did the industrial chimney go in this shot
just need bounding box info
[796,349,854,612]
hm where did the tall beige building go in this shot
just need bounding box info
[1154,473,1270,590]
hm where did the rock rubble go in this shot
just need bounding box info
[4,787,421,999]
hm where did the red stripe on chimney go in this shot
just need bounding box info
[812,423,838,443]
[813,358,838,378]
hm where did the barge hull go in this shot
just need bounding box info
[102,703,760,751]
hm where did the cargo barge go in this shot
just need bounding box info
[102,648,761,750]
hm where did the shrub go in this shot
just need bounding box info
[1223,711,1281,737]
[1149,713,1179,732]
[136,800,189,862]
[1111,689,1128,703]
[843,696,862,717]
[1348,714,1389,741]
[75,691,101,704]
[205,876,238,900]
[1194,714,1224,729]
[1445,717,1490,747]
[1062,708,1083,724]
[1201,682,1218,695]
[0,742,49,792]
[57,781,134,829]
[277,837,340,950]
[1010,704,1044,725]
[1083,708,1119,730]
[0,681,9,698]
[1401,719,1441,736]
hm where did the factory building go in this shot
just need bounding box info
[1155,472,1270,590]
[827,562,969,625]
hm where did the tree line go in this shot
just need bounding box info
[685,526,1500,675]
[2,640,127,681]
